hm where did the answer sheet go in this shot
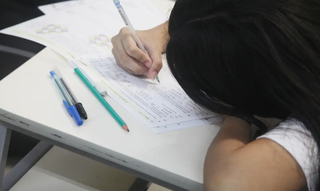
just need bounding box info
[81,56,220,129]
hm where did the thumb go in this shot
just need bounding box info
[147,50,163,80]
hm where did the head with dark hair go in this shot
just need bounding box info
[166,0,320,188]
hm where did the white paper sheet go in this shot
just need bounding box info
[39,0,165,30]
[81,56,220,129]
[1,0,221,133]
[38,0,91,14]
[2,11,130,58]
[151,117,222,134]
[2,0,165,58]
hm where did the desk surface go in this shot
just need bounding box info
[0,1,220,190]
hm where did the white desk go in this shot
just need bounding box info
[0,1,220,190]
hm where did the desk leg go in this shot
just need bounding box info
[1,141,52,191]
[128,178,151,191]
[0,125,11,190]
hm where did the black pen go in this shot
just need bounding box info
[54,67,88,120]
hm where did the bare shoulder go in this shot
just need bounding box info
[205,138,307,191]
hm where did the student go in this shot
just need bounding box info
[111,0,320,190]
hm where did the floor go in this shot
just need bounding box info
[5,146,171,191]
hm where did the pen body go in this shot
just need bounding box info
[50,71,73,106]
[54,67,88,120]
[50,71,83,126]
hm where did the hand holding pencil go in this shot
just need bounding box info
[111,1,168,82]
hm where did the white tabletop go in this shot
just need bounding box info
[0,1,220,190]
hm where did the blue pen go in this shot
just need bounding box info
[50,71,83,126]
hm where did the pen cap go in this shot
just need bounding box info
[75,103,88,120]
[70,105,83,126]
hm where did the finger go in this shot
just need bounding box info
[112,28,150,76]
[148,50,163,80]
[123,56,149,76]
[111,41,128,69]
[112,43,149,76]
[121,36,151,65]
[112,49,134,74]
[112,48,134,73]
[112,48,122,67]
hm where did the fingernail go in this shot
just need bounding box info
[145,62,152,68]
[151,71,157,80]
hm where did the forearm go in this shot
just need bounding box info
[206,116,251,161]
[146,22,169,53]
[204,116,251,190]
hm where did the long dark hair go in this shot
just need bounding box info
[166,0,320,189]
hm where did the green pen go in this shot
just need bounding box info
[74,68,129,132]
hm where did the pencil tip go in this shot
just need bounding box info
[122,124,129,132]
